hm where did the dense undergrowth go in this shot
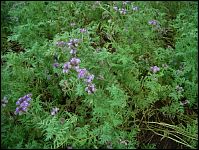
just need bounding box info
[1,1,198,149]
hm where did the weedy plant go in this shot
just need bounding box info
[1,1,198,149]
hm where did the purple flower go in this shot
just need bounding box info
[14,107,20,115]
[148,20,158,25]
[77,68,88,79]
[119,8,127,15]
[85,84,96,94]
[51,107,59,116]
[20,101,29,107]
[56,41,67,47]
[67,39,80,49]
[80,28,87,33]
[85,74,94,83]
[70,58,81,66]
[132,6,139,11]
[15,94,32,115]
[150,66,160,73]
[63,62,72,73]
[53,63,59,68]
[16,98,22,105]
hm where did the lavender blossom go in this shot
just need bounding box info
[14,94,32,115]
[70,58,81,66]
[20,101,29,108]
[150,66,160,73]
[148,20,158,25]
[51,107,59,116]
[63,62,72,73]
[1,96,8,107]
[67,39,79,49]
[77,68,88,79]
[85,74,94,83]
[53,62,59,68]
[85,83,96,94]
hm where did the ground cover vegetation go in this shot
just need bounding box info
[1,1,198,149]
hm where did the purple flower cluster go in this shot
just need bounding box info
[58,37,96,94]
[150,66,160,73]
[1,96,8,107]
[84,74,94,83]
[76,68,96,94]
[51,107,59,116]
[63,57,80,73]
[70,57,81,66]
[67,39,79,49]
[148,20,158,25]
[77,68,87,79]
[15,94,32,115]
[85,83,96,94]
[63,62,72,73]
[67,39,80,55]
[63,58,96,94]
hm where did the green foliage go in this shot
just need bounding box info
[1,1,198,149]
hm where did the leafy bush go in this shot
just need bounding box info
[1,1,198,149]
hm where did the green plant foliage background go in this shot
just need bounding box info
[1,1,198,149]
